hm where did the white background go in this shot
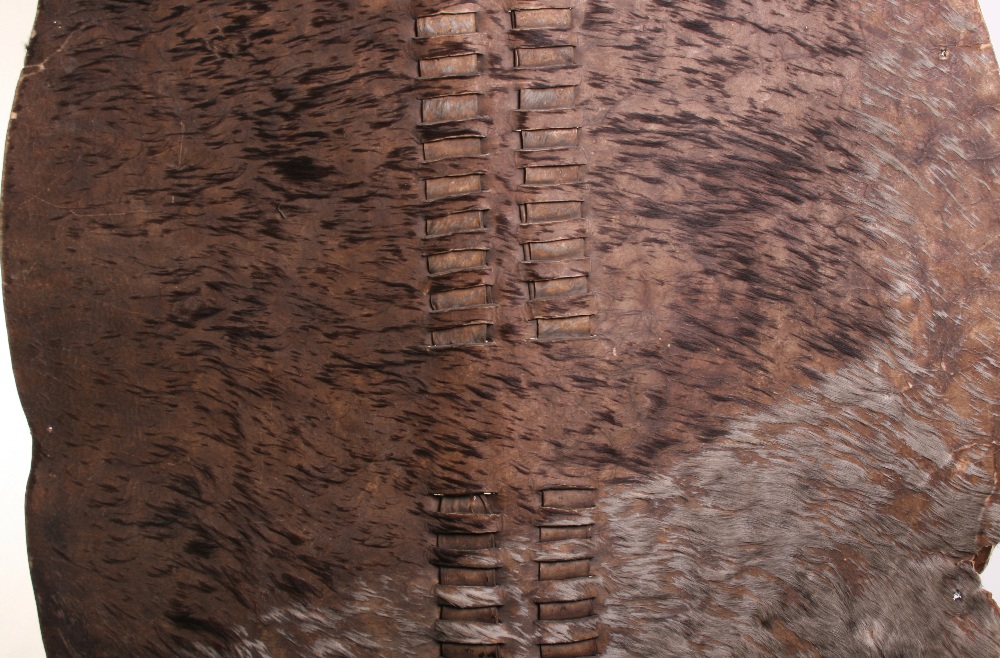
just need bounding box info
[3,2,1000,656]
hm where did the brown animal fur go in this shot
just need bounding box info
[4,0,1000,655]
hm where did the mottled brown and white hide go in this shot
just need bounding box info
[5,0,1000,656]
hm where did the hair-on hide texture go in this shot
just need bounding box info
[5,0,1000,656]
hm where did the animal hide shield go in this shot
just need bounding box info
[5,0,1000,656]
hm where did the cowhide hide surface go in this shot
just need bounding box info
[5,0,1000,656]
